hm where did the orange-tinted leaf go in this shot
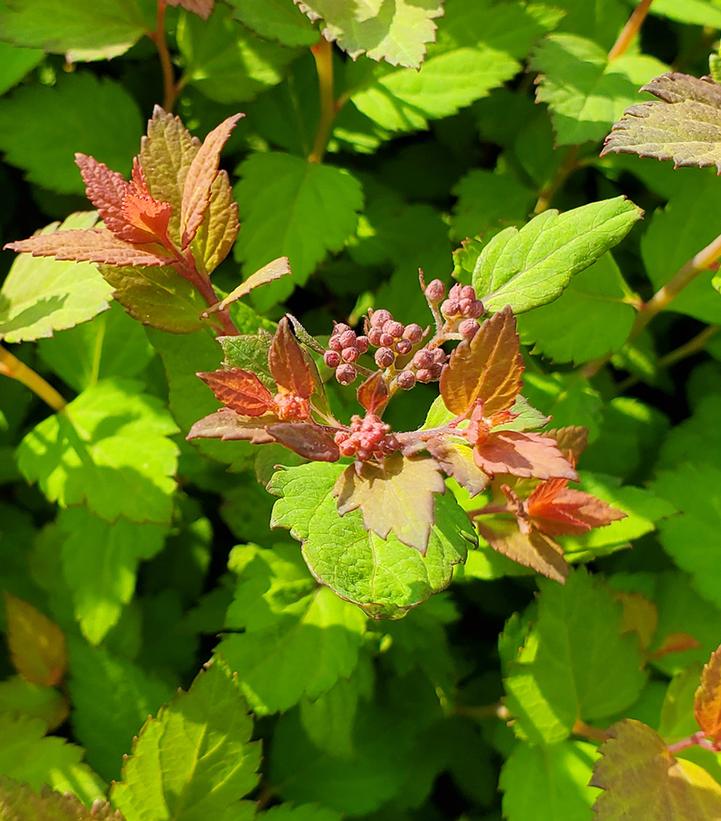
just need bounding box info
[187,409,277,443]
[167,0,214,18]
[616,592,658,651]
[650,632,700,660]
[191,169,239,276]
[203,257,291,315]
[74,153,130,233]
[548,425,588,465]
[269,317,315,399]
[426,437,489,496]
[474,431,577,481]
[180,113,243,247]
[476,518,568,583]
[267,422,340,462]
[592,719,721,819]
[5,229,173,266]
[440,305,523,417]
[334,453,445,553]
[357,371,389,415]
[695,645,721,743]
[4,594,66,687]
[198,368,276,416]
[526,480,626,536]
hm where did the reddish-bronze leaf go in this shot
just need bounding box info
[74,153,130,233]
[4,229,173,266]
[4,594,67,686]
[650,632,700,660]
[474,431,577,481]
[616,592,658,651]
[440,306,524,417]
[547,425,588,465]
[426,437,489,496]
[476,518,568,583]
[357,371,389,415]
[167,0,214,18]
[695,645,721,743]
[180,113,243,247]
[198,368,276,416]
[187,409,277,443]
[526,479,626,536]
[267,422,340,462]
[334,453,445,553]
[269,317,315,399]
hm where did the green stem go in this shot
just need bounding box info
[308,40,337,164]
[0,346,66,412]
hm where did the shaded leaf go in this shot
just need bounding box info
[0,777,121,821]
[334,454,446,553]
[4,595,66,687]
[476,519,568,584]
[228,0,319,47]
[0,677,68,732]
[267,422,340,461]
[188,409,276,444]
[425,438,489,497]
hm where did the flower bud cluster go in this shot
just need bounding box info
[324,323,370,385]
[440,284,484,339]
[334,413,400,462]
[367,310,424,361]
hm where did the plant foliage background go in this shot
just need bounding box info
[3,0,721,818]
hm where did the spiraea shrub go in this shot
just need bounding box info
[3,1,721,818]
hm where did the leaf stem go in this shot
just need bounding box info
[308,39,337,164]
[533,146,580,215]
[667,730,720,754]
[572,719,610,743]
[453,702,510,720]
[0,345,66,412]
[608,0,655,62]
[148,0,180,112]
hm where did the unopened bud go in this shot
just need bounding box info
[342,347,359,362]
[356,335,369,353]
[383,320,404,339]
[397,370,416,390]
[424,279,445,303]
[403,323,423,343]
[336,364,357,385]
[375,347,395,369]
[370,309,392,327]
[338,329,356,348]
[324,350,341,368]
[459,318,480,340]
[416,368,434,383]
[395,339,412,356]
[441,299,460,318]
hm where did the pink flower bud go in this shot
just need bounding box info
[461,285,476,301]
[441,299,460,318]
[403,323,423,343]
[379,332,395,347]
[466,300,484,318]
[397,370,416,390]
[338,329,356,348]
[375,347,395,368]
[413,349,434,369]
[356,335,369,353]
[383,320,404,339]
[370,309,392,327]
[336,364,357,385]
[424,279,445,303]
[342,347,359,362]
[324,350,341,368]
[416,368,434,383]
[395,339,412,356]
[368,328,383,346]
[459,318,480,340]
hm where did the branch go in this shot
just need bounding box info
[308,39,338,164]
[0,345,66,412]
[608,0,655,62]
[668,730,721,755]
[148,0,180,111]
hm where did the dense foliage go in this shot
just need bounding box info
[3,0,721,818]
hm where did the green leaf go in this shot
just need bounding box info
[657,394,721,472]
[0,715,104,805]
[216,544,367,713]
[37,302,153,392]
[0,777,121,821]
[518,254,636,364]
[0,213,113,343]
[177,3,300,104]
[59,508,167,645]
[17,379,179,525]
[532,34,667,146]
[0,72,142,193]
[591,719,721,818]
[269,462,473,618]
[551,0,628,50]
[348,0,559,132]
[111,663,261,821]
[228,0,319,46]
[0,43,42,95]
[641,172,721,323]
[466,197,642,314]
[500,740,597,821]
[652,0,721,27]
[450,169,533,243]
[653,462,721,611]
[603,72,721,171]
[0,0,152,60]
[504,568,646,744]
[262,805,341,821]
[297,0,443,68]
[68,639,172,782]
[522,372,604,441]
[0,676,67,732]
[234,152,363,308]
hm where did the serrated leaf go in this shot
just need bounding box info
[59,508,167,645]
[500,740,596,821]
[17,379,179,525]
[198,368,275,415]
[111,663,260,820]
[4,594,66,687]
[68,639,172,782]
[0,777,121,821]
[592,719,721,819]
[0,715,104,805]
[476,519,569,584]
[532,33,667,146]
[504,569,646,744]
[518,254,637,364]
[0,213,112,343]
[695,645,721,742]
[440,306,523,416]
[269,317,314,398]
[0,676,68,732]
[177,3,300,104]
[0,72,142,193]
[348,0,557,132]
[234,152,363,308]
[269,462,473,618]
[469,197,642,314]
[0,0,151,60]
[228,0,319,47]
[0,43,43,96]
[334,454,445,553]
[297,0,443,69]
[168,0,214,18]
[603,72,721,170]
[206,257,291,314]
[218,546,366,713]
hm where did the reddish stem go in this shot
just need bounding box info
[668,731,720,755]
[149,0,179,111]
[608,0,655,61]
